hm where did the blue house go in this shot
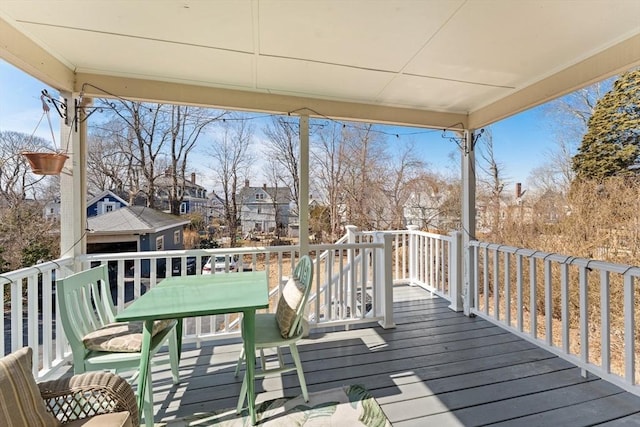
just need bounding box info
[87,206,190,253]
[87,190,129,217]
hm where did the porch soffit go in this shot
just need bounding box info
[1,0,639,130]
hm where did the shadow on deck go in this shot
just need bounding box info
[146,285,640,426]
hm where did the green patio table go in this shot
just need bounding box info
[115,271,269,426]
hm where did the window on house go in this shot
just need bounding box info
[174,230,181,245]
[257,207,262,214]
[99,201,117,214]
[156,236,164,251]
[180,202,187,214]
[255,193,264,200]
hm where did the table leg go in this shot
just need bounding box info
[243,310,257,425]
[176,318,183,360]
[138,319,154,426]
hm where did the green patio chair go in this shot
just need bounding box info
[235,255,314,412]
[56,264,180,425]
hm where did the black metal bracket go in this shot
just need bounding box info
[443,128,485,155]
[40,89,68,126]
[74,99,111,132]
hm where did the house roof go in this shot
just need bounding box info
[87,206,190,235]
[87,189,129,208]
[1,1,638,130]
[154,175,206,191]
[238,185,291,205]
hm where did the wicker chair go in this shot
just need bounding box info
[39,370,139,426]
[0,347,138,427]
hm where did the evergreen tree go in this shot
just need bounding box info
[572,69,640,180]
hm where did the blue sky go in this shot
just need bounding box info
[1,59,556,188]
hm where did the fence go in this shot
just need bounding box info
[469,240,640,396]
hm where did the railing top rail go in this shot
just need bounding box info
[354,229,453,241]
[471,239,640,276]
[0,257,73,284]
[77,242,384,263]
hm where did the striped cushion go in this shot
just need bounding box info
[275,277,305,338]
[83,319,176,353]
[0,347,60,426]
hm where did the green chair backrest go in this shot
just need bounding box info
[56,265,116,367]
[288,255,314,338]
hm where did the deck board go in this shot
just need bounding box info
[148,284,640,426]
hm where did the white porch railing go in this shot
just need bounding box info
[1,257,74,379]
[3,227,457,380]
[468,240,640,396]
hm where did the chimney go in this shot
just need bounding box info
[515,182,522,199]
[263,183,267,190]
[191,172,196,184]
[245,179,250,187]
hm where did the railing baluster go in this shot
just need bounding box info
[545,259,552,346]
[530,256,537,339]
[624,274,635,385]
[504,252,511,327]
[493,249,500,320]
[561,262,570,354]
[601,270,610,373]
[516,253,523,332]
[483,246,489,314]
[11,277,22,351]
[579,265,589,371]
[27,275,38,372]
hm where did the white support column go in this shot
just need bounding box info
[59,92,87,272]
[299,115,310,256]
[407,225,419,284]
[461,129,476,316]
[375,232,395,329]
[448,230,463,312]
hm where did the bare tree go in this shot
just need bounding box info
[476,128,508,232]
[263,116,300,216]
[383,141,426,229]
[208,117,255,247]
[98,100,172,207]
[87,123,136,196]
[166,105,224,215]
[0,131,50,205]
[0,131,59,270]
[531,80,611,194]
[341,124,386,230]
[311,122,348,241]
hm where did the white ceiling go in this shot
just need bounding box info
[1,0,639,129]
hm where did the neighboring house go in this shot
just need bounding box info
[237,180,291,236]
[44,189,128,222]
[43,197,60,222]
[477,182,534,234]
[86,206,190,254]
[404,191,444,230]
[154,171,209,215]
[207,190,226,222]
[87,190,129,217]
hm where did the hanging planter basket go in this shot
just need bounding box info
[21,151,69,175]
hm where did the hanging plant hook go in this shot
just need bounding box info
[40,89,68,126]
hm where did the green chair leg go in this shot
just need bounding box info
[289,343,308,402]
[236,373,248,414]
[235,347,245,378]
[143,371,154,426]
[169,328,180,384]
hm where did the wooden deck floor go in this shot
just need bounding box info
[149,285,640,426]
